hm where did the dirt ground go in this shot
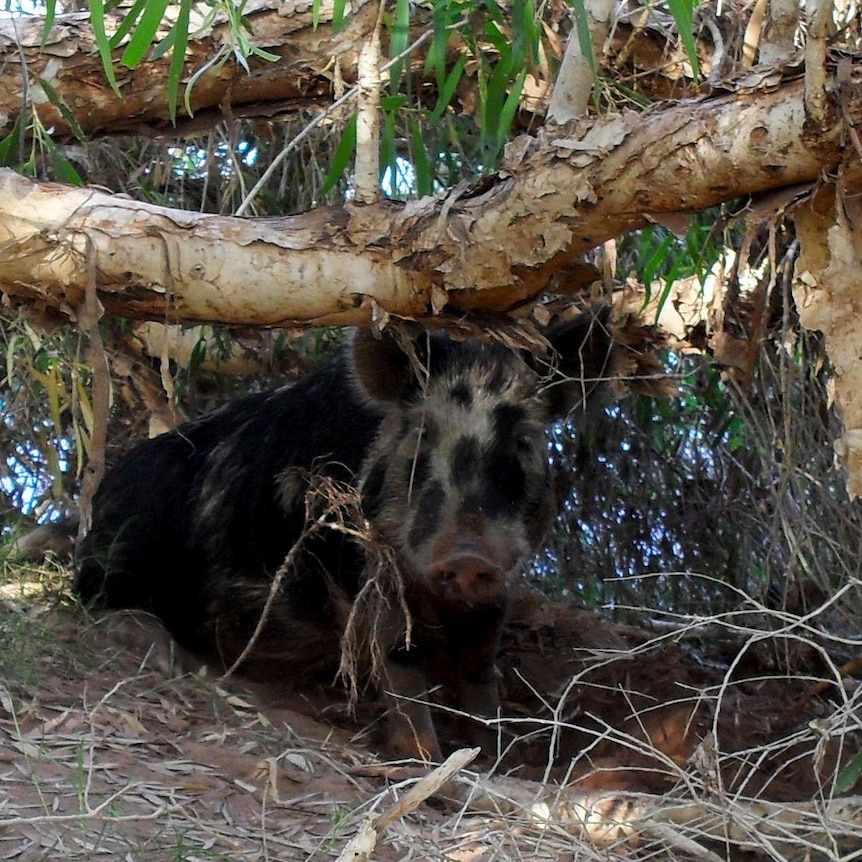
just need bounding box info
[1,564,860,861]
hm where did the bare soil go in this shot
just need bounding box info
[0,565,859,861]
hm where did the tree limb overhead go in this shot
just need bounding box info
[0,61,858,328]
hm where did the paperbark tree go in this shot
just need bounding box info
[0,0,384,140]
[0,66,858,327]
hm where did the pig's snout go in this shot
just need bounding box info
[427,554,507,604]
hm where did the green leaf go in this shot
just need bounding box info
[495,68,527,154]
[512,0,539,66]
[184,48,228,117]
[380,96,407,193]
[49,145,84,187]
[41,0,57,49]
[320,114,357,195]
[642,232,674,286]
[167,0,193,121]
[430,54,466,123]
[481,52,517,146]
[188,332,208,376]
[666,0,701,81]
[836,750,862,794]
[121,0,171,68]
[0,112,25,167]
[331,0,348,31]
[252,46,280,63]
[571,0,601,104]
[653,265,678,320]
[612,82,652,108]
[424,0,455,83]
[312,0,322,29]
[380,107,397,188]
[38,78,86,142]
[89,0,121,95]
[380,95,408,112]
[388,0,411,93]
[108,0,147,48]
[483,18,509,54]
[409,116,432,196]
[149,26,176,62]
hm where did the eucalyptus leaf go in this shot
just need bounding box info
[89,0,121,95]
[320,114,357,195]
[121,0,171,69]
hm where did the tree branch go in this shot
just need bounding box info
[0,64,858,328]
[0,0,384,141]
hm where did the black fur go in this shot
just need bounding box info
[76,308,617,760]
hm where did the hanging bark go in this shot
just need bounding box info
[0,63,858,329]
[546,0,616,123]
[793,165,862,498]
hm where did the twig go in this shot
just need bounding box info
[235,28,436,215]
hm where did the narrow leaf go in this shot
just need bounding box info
[121,0,171,68]
[482,55,515,141]
[252,47,280,63]
[108,0,147,48]
[41,0,57,49]
[380,108,397,189]
[642,232,674,286]
[571,0,601,102]
[48,144,84,187]
[836,750,862,794]
[423,0,452,83]
[167,0,193,121]
[150,26,176,62]
[380,95,408,112]
[39,78,86,142]
[75,371,95,437]
[409,116,432,196]
[320,114,357,195]
[430,54,466,122]
[331,0,348,30]
[0,112,25,166]
[511,0,539,65]
[495,68,527,154]
[89,0,121,95]
[388,0,411,93]
[666,0,701,81]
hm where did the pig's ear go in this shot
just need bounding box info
[350,327,418,405]
[541,305,617,417]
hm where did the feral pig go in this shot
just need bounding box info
[76,307,618,761]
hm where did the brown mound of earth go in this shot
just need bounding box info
[1,575,858,861]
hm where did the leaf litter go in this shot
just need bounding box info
[0,560,860,861]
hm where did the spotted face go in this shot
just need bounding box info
[356,335,558,607]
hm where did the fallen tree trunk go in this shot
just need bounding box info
[0,0,383,141]
[0,62,858,328]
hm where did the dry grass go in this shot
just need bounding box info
[1,556,860,862]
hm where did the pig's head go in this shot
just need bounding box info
[352,307,615,607]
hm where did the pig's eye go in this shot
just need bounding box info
[413,417,438,448]
[515,436,533,455]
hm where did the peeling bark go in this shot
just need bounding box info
[793,166,862,497]
[803,0,833,127]
[354,3,384,204]
[0,65,858,329]
[0,0,384,141]
[758,0,799,66]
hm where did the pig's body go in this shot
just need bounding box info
[76,309,616,759]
